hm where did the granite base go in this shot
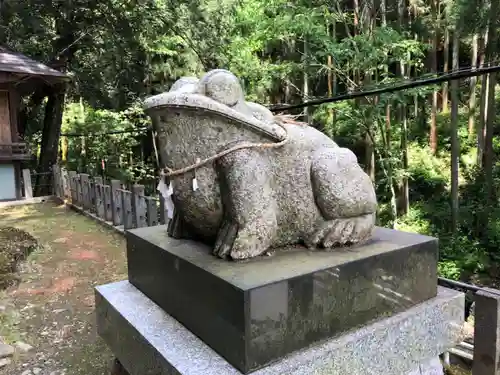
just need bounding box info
[96,281,464,375]
[127,226,438,373]
[111,356,445,375]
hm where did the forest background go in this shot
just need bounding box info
[1,0,499,284]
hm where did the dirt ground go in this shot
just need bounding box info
[0,202,127,375]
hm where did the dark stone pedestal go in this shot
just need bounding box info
[111,359,129,375]
[127,226,438,374]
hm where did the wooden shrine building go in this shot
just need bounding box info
[0,47,68,201]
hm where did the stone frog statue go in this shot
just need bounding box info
[144,69,378,260]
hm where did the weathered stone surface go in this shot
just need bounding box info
[144,69,378,260]
[95,280,464,375]
[407,358,444,375]
[0,357,11,368]
[111,359,130,375]
[0,343,14,359]
[14,341,33,353]
[127,225,438,373]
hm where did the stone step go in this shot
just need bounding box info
[95,281,464,375]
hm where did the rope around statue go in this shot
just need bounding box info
[158,115,304,178]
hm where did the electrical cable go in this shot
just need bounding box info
[269,62,500,112]
[60,127,150,137]
[60,61,500,136]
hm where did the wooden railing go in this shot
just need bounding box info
[51,165,169,232]
[0,142,31,161]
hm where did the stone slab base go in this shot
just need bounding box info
[96,281,464,375]
[111,356,445,375]
[127,225,438,372]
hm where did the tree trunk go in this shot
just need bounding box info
[483,0,499,207]
[35,84,67,196]
[327,57,333,98]
[303,36,310,124]
[401,108,409,215]
[327,21,336,127]
[450,29,460,235]
[61,136,68,163]
[332,21,337,93]
[398,0,409,216]
[442,27,450,112]
[430,49,439,153]
[484,72,497,205]
[429,0,439,155]
[362,0,376,182]
[477,26,489,165]
[412,4,419,120]
[468,33,479,137]
[380,0,386,26]
[381,0,391,150]
[352,0,360,96]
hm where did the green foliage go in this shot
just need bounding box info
[407,144,450,200]
[395,205,432,234]
[61,102,155,184]
[438,261,463,280]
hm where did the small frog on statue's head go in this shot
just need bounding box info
[144,69,378,261]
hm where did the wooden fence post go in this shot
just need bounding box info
[52,165,61,197]
[103,184,112,221]
[58,167,64,198]
[159,196,170,225]
[121,189,133,230]
[146,197,159,227]
[56,165,63,197]
[472,287,500,375]
[51,165,57,197]
[110,180,123,226]
[80,174,90,210]
[132,184,147,228]
[61,168,70,199]
[22,169,33,199]
[76,174,83,206]
[89,179,96,213]
[68,171,77,203]
[94,177,104,219]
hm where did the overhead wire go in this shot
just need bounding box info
[60,127,150,137]
[269,61,500,112]
[60,60,500,136]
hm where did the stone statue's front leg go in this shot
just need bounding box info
[213,148,278,260]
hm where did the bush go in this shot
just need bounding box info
[407,143,449,202]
